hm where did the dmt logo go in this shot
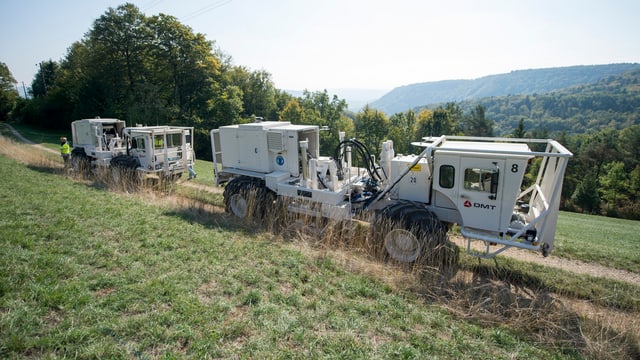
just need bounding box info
[475,203,497,210]
[464,200,496,210]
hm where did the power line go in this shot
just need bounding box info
[182,0,233,21]
[142,0,165,12]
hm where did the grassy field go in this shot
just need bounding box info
[1,124,640,358]
[555,211,640,273]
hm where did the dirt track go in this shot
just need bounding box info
[450,235,640,285]
[3,122,639,286]
[4,123,57,154]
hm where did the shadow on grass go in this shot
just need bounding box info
[27,164,62,175]
[162,200,268,237]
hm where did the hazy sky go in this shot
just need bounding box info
[1,0,639,92]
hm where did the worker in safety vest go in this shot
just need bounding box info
[60,137,70,167]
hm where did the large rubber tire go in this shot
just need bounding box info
[163,173,183,183]
[109,155,141,188]
[372,200,457,271]
[71,147,91,175]
[110,155,140,169]
[223,176,277,222]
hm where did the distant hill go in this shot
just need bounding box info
[370,64,640,115]
[417,67,640,136]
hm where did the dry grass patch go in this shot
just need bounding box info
[256,209,640,359]
[0,135,62,170]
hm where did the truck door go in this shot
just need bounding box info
[458,158,504,231]
[131,135,150,170]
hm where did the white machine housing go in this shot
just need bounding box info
[71,118,127,166]
[217,121,319,176]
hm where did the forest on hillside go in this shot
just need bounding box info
[440,69,640,135]
[0,3,638,220]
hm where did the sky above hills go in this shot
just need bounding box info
[1,0,639,94]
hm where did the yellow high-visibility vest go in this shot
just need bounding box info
[60,142,70,155]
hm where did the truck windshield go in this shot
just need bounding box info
[166,133,183,147]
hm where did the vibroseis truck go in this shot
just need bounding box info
[70,118,194,180]
[210,121,572,267]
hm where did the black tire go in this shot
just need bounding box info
[223,176,277,223]
[110,155,141,188]
[372,200,458,271]
[71,147,91,175]
[110,155,140,169]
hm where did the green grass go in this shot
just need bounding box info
[2,123,640,358]
[175,183,224,207]
[555,211,640,273]
[0,152,591,359]
[189,157,217,185]
[6,122,68,151]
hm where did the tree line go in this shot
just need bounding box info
[1,3,638,220]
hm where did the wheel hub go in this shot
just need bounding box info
[385,229,421,262]
[230,193,248,218]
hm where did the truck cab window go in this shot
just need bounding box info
[439,165,455,188]
[464,168,498,192]
[170,133,183,147]
[135,137,145,152]
[154,135,163,148]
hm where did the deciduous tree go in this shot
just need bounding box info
[599,161,629,206]
[31,60,59,98]
[87,3,151,117]
[148,13,220,125]
[356,105,389,154]
[618,125,640,168]
[279,98,304,123]
[0,62,18,120]
[388,110,417,154]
